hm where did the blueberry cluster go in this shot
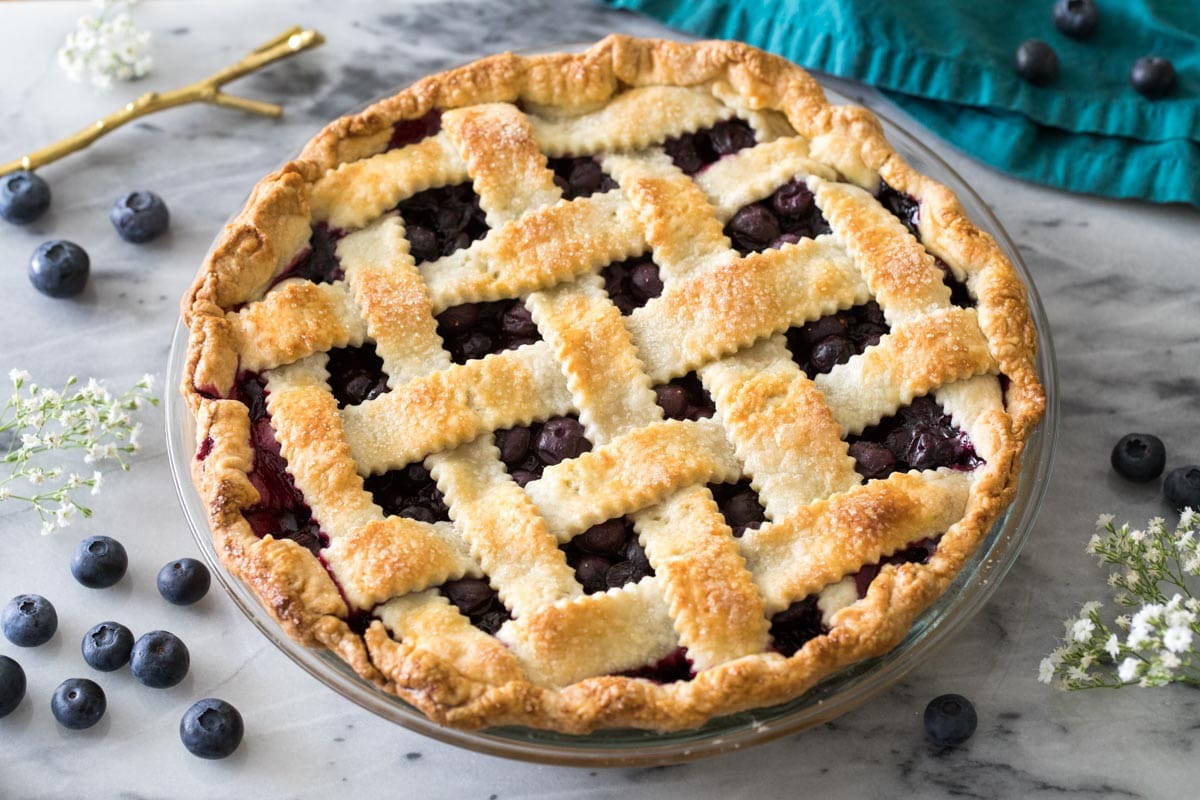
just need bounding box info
[364,461,450,523]
[708,479,767,538]
[439,577,511,635]
[325,343,390,407]
[602,255,663,315]
[786,302,890,377]
[653,372,715,421]
[662,118,756,175]
[724,179,831,255]
[548,156,618,200]
[495,417,593,486]
[847,395,981,480]
[398,182,489,264]
[852,537,940,598]
[273,224,344,288]
[387,109,442,151]
[1110,432,1200,511]
[435,298,540,364]
[769,595,826,657]
[562,517,654,595]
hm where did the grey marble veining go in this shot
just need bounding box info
[1,1,1198,798]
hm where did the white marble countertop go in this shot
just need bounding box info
[1,1,1198,797]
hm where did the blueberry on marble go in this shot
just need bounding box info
[924,693,977,747]
[70,534,128,588]
[81,621,135,672]
[1015,40,1059,85]
[1052,0,1099,39]
[1164,466,1200,512]
[2,594,57,647]
[110,190,169,243]
[0,655,25,717]
[51,678,106,730]
[0,170,51,225]
[180,698,244,759]
[1130,56,1176,99]
[28,240,89,298]
[157,558,211,605]
[1110,433,1166,483]
[130,630,190,688]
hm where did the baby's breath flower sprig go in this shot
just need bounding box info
[57,0,153,90]
[1040,511,1200,689]
[0,370,157,534]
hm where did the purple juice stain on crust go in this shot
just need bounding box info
[847,396,982,481]
[435,298,540,364]
[495,416,592,486]
[853,537,940,598]
[663,118,756,175]
[363,462,449,523]
[387,109,442,151]
[196,436,214,461]
[325,343,390,407]
[708,479,766,537]
[725,179,830,255]
[271,225,345,289]
[618,646,694,683]
[786,301,890,376]
[769,596,827,657]
[440,577,511,634]
[876,182,920,239]
[653,372,714,421]
[547,156,618,200]
[562,517,654,594]
[397,182,488,264]
[602,254,662,315]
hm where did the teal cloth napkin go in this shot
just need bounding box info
[601,0,1200,205]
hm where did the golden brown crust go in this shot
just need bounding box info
[180,35,1045,733]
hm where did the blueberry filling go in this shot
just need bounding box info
[325,343,390,407]
[397,183,488,264]
[495,416,592,486]
[936,258,974,308]
[387,109,442,150]
[853,537,940,597]
[440,577,511,634]
[363,462,449,523]
[653,372,714,421]
[846,396,981,480]
[562,517,654,594]
[601,254,662,315]
[435,298,540,364]
[272,225,344,288]
[876,182,920,239]
[708,479,766,537]
[663,118,756,175]
[769,596,826,657]
[618,646,694,683]
[785,301,889,376]
[725,179,830,254]
[232,372,328,555]
[547,156,617,200]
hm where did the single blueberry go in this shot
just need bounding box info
[0,655,26,717]
[727,205,780,253]
[1164,466,1200,512]
[28,240,89,298]
[157,558,211,605]
[81,621,135,672]
[772,180,814,219]
[406,224,439,263]
[574,554,611,594]
[809,335,855,374]
[848,440,897,480]
[499,302,537,339]
[630,261,663,301]
[2,594,57,647]
[70,535,129,588]
[567,159,604,197]
[51,678,106,730]
[1110,433,1166,483]
[1015,40,1059,85]
[654,383,689,420]
[180,698,244,759]
[708,119,756,156]
[575,519,628,556]
[722,491,765,535]
[496,426,531,465]
[534,417,589,465]
[442,578,495,617]
[110,190,169,243]
[1130,56,1176,99]
[0,170,51,225]
[1053,0,1099,39]
[130,630,190,688]
[924,693,978,747]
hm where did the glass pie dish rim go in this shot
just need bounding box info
[164,68,1059,768]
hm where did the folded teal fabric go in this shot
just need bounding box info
[600,0,1200,205]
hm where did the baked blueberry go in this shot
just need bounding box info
[110,190,170,243]
[156,558,211,605]
[1015,40,1059,85]
[130,630,190,688]
[180,698,244,759]
[0,655,25,717]
[28,240,89,298]
[1052,0,1099,39]
[70,535,129,588]
[51,678,106,730]
[81,621,135,672]
[924,693,977,746]
[1110,433,1166,483]
[1130,56,1176,99]
[2,594,57,647]
[0,170,51,224]
[1164,466,1200,512]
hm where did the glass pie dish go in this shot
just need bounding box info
[165,73,1058,767]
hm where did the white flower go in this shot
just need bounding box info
[8,368,30,386]
[1086,534,1102,554]
[1130,528,1147,543]
[21,433,40,449]
[1163,626,1193,654]
[90,470,103,495]
[1096,513,1115,529]
[1104,634,1120,659]
[55,504,77,528]
[58,0,152,90]
[1180,508,1198,529]
[1117,658,1141,683]
[1072,617,1096,643]
[1038,657,1056,684]
[0,488,9,501]
[1080,600,1102,616]
[1160,652,1182,670]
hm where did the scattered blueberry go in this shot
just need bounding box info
[0,170,51,225]
[70,535,129,588]
[110,190,170,243]
[1110,433,1166,483]
[1164,466,1200,512]
[2,594,58,647]
[28,240,89,298]
[81,621,135,672]
[50,678,106,730]
[180,698,244,759]
[0,656,26,717]
[1052,0,1099,39]
[1130,56,1176,99]
[1015,40,1059,85]
[924,693,978,747]
[156,558,211,606]
[130,630,190,688]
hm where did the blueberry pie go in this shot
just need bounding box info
[180,36,1045,733]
